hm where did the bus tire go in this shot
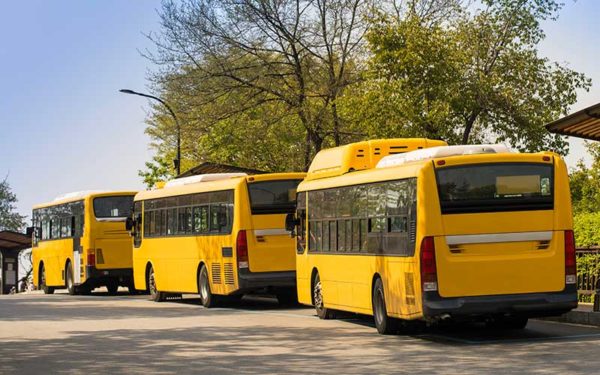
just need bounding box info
[147,266,166,302]
[40,265,55,295]
[372,278,398,335]
[66,262,76,296]
[313,273,335,319]
[106,280,119,296]
[198,265,219,308]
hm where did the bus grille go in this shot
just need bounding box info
[224,263,235,285]
[404,272,416,305]
[211,263,222,284]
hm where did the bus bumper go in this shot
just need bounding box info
[422,285,578,320]
[237,269,296,292]
[85,266,133,284]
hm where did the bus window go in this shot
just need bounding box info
[436,163,553,214]
[248,179,303,214]
[93,196,134,218]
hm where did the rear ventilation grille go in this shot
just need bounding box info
[211,263,222,284]
[404,273,416,305]
[224,263,235,285]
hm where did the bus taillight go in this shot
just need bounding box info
[420,236,438,292]
[87,249,96,267]
[236,230,249,269]
[565,230,576,285]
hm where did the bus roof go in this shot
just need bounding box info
[305,138,447,181]
[33,190,138,209]
[135,172,306,201]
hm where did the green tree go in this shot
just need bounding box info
[0,177,26,232]
[340,0,590,153]
[570,142,600,214]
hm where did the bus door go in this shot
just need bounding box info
[246,179,303,273]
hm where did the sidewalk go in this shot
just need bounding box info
[542,303,600,326]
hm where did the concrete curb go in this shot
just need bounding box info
[542,304,600,327]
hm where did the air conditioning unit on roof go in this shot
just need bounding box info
[376,144,511,168]
[164,173,247,188]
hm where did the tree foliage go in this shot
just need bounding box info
[0,177,26,232]
[340,0,590,152]
[140,0,590,184]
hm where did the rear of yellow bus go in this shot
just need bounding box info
[84,193,136,293]
[419,152,577,326]
[235,173,305,302]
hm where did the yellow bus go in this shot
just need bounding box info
[291,139,578,334]
[130,172,305,306]
[31,191,137,295]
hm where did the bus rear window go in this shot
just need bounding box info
[248,179,303,214]
[436,163,553,214]
[93,196,134,219]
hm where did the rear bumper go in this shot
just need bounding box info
[422,285,578,320]
[237,268,296,292]
[86,266,133,281]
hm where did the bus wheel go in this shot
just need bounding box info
[106,280,119,296]
[198,265,219,308]
[372,278,398,335]
[66,262,76,296]
[313,273,335,319]
[148,267,166,302]
[40,265,55,295]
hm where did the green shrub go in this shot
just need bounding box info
[573,212,600,248]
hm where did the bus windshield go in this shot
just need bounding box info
[436,163,553,214]
[93,196,134,219]
[248,179,303,214]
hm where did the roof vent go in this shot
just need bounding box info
[376,144,511,169]
[164,173,247,188]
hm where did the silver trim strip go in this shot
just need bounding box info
[254,229,290,236]
[446,231,553,245]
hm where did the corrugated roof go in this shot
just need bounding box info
[0,231,31,252]
[546,102,600,141]
[177,162,266,178]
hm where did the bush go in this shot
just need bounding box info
[573,212,600,248]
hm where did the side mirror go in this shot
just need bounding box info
[285,213,300,237]
[26,226,35,237]
[125,217,134,232]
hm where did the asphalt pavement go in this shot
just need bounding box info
[1,290,600,374]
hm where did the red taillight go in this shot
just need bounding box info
[236,230,248,269]
[420,236,438,292]
[565,230,576,285]
[87,249,96,267]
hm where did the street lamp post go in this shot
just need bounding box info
[119,89,181,176]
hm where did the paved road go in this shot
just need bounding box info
[1,290,600,374]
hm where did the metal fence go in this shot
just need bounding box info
[576,247,600,298]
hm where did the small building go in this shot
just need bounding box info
[0,231,31,294]
[176,162,266,178]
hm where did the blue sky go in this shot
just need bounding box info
[1,0,599,221]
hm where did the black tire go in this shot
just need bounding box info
[127,281,139,295]
[40,265,55,295]
[66,262,76,296]
[372,278,398,335]
[198,265,219,308]
[106,280,119,296]
[313,273,335,319]
[148,267,166,302]
[276,290,298,306]
[487,316,529,330]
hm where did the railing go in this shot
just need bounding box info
[576,247,600,304]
